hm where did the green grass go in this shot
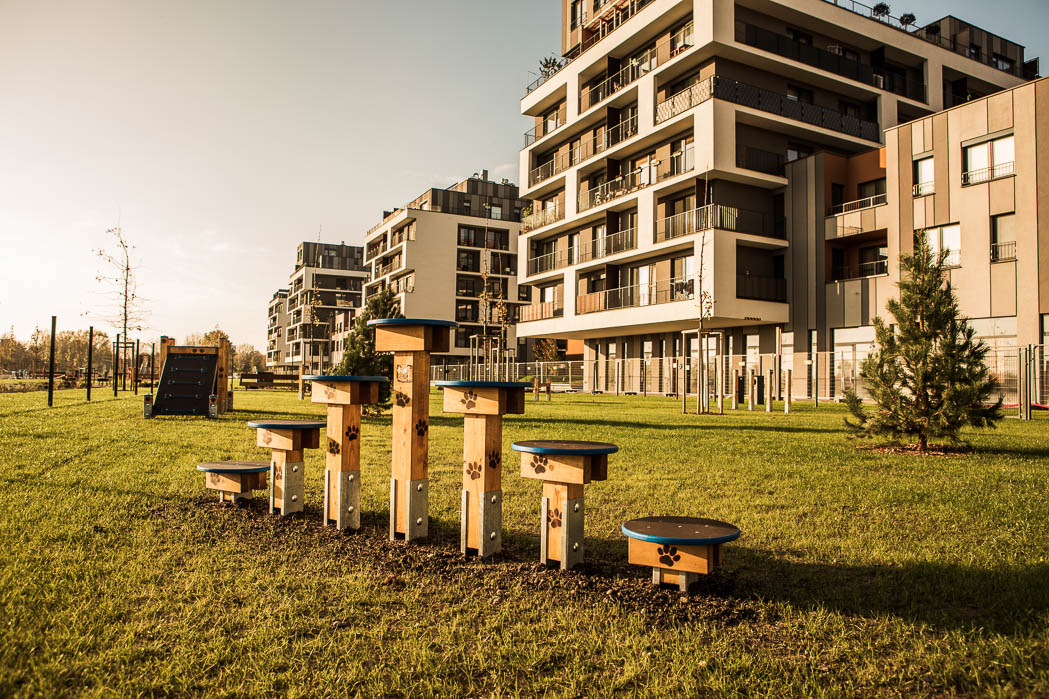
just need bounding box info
[1,388,1047,696]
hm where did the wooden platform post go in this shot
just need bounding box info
[248,420,323,517]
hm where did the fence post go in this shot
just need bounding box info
[731,368,738,410]
[133,339,140,395]
[785,369,792,414]
[766,369,773,412]
[86,326,93,402]
[747,369,755,411]
[113,334,119,397]
[813,355,819,408]
[47,315,56,407]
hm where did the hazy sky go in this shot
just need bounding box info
[1,0,1046,349]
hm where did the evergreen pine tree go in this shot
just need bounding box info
[328,288,403,406]
[844,230,1002,452]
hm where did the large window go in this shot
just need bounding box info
[858,178,887,199]
[963,135,1014,185]
[991,214,1016,262]
[913,157,934,196]
[925,224,961,267]
[457,250,480,273]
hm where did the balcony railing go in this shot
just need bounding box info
[912,181,935,197]
[736,22,925,102]
[827,192,887,215]
[375,259,401,278]
[991,241,1016,262]
[522,201,565,232]
[737,274,787,302]
[656,204,742,242]
[578,227,637,263]
[577,276,695,315]
[527,248,574,276]
[831,259,888,281]
[573,114,639,164]
[579,21,695,112]
[519,298,564,322]
[962,161,1015,186]
[736,145,786,176]
[656,77,714,123]
[524,104,568,147]
[579,145,694,211]
[529,151,572,186]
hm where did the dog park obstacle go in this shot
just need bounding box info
[435,380,529,558]
[621,516,741,591]
[197,461,270,504]
[149,336,232,417]
[367,318,456,542]
[512,440,617,570]
[247,419,324,516]
[305,375,388,531]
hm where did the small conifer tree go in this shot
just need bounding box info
[844,230,1002,451]
[328,288,403,406]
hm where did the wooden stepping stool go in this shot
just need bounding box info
[434,380,529,558]
[512,440,617,570]
[621,516,741,591]
[197,461,269,504]
[305,375,387,531]
[367,317,456,542]
[247,419,325,516]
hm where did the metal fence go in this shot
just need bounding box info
[431,346,1049,413]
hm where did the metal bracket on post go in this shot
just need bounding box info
[406,478,428,542]
[563,497,584,570]
[338,471,359,531]
[479,490,501,558]
[282,460,304,516]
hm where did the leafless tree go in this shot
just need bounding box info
[95,225,148,383]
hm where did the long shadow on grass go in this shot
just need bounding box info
[510,417,841,434]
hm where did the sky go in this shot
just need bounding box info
[1,0,1046,349]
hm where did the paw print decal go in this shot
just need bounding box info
[530,454,549,474]
[324,386,336,401]
[460,390,478,409]
[394,392,410,408]
[465,461,482,480]
[547,508,562,528]
[327,438,340,455]
[345,425,359,442]
[487,450,501,470]
[415,419,428,437]
[657,545,681,567]
[262,432,272,445]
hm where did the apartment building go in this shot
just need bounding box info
[266,289,289,367]
[363,172,532,364]
[266,241,368,373]
[515,0,1037,390]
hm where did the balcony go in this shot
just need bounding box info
[578,227,637,263]
[527,248,573,276]
[736,146,786,176]
[962,161,1014,186]
[519,298,564,322]
[577,276,695,315]
[523,200,565,232]
[579,22,695,112]
[524,104,568,147]
[990,241,1016,262]
[912,181,934,197]
[579,145,694,211]
[571,115,639,166]
[736,274,787,302]
[529,151,571,187]
[831,259,888,281]
[827,193,887,215]
[655,204,775,243]
[375,258,401,278]
[736,22,925,102]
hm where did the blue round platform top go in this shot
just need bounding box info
[197,460,270,474]
[303,375,389,383]
[366,318,457,328]
[434,381,531,389]
[246,419,326,430]
[621,516,741,546]
[511,440,618,456]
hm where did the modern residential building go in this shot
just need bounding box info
[266,241,368,373]
[515,0,1038,391]
[362,172,533,364]
[266,289,289,367]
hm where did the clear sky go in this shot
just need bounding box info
[1,0,1046,349]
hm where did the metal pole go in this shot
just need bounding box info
[150,343,155,390]
[133,339,140,395]
[47,315,56,407]
[86,326,93,402]
[113,334,120,397]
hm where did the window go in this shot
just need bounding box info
[787,28,812,45]
[925,224,961,267]
[456,301,479,323]
[457,226,478,247]
[457,250,480,273]
[456,275,482,297]
[518,285,531,302]
[787,144,811,162]
[570,0,584,28]
[963,135,1014,185]
[859,245,888,276]
[991,214,1016,261]
[838,100,863,119]
[913,157,934,196]
[489,204,503,220]
[786,85,813,104]
[858,178,887,200]
[993,54,1015,72]
[831,183,845,209]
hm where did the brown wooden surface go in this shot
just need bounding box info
[257,428,301,452]
[463,414,502,550]
[391,350,430,534]
[542,482,582,564]
[326,404,361,473]
[271,449,303,513]
[519,452,591,484]
[311,379,381,406]
[375,325,427,353]
[627,538,716,575]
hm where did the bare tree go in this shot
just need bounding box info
[95,225,148,383]
[693,173,716,413]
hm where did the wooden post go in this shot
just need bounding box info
[47,316,56,407]
[766,369,773,412]
[86,326,93,402]
[785,369,792,414]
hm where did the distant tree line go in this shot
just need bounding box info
[0,327,113,374]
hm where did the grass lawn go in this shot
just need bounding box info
[1,388,1047,696]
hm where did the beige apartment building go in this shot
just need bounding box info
[515,0,1038,391]
[266,241,368,373]
[363,172,532,364]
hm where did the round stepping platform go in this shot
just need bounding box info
[197,460,270,474]
[434,380,532,388]
[245,419,326,430]
[621,516,741,546]
[302,375,389,383]
[512,440,619,456]
[366,318,458,327]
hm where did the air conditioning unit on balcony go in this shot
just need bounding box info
[873,74,886,89]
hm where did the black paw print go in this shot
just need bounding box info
[460,390,478,409]
[327,438,340,455]
[487,450,501,470]
[345,425,359,442]
[394,392,410,408]
[415,419,428,437]
[658,545,681,567]
[465,461,482,480]
[547,508,562,528]
[530,454,549,474]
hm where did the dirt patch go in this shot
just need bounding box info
[858,443,972,457]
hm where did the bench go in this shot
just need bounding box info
[622,516,741,591]
[241,372,300,390]
[197,461,270,504]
